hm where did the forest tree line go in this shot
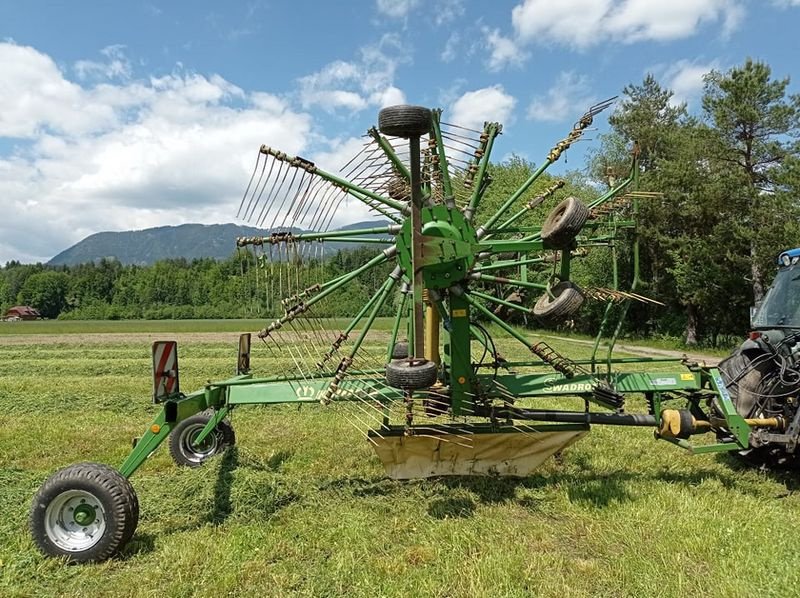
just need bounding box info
[0,247,395,322]
[2,59,799,347]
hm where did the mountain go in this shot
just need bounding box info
[48,221,390,266]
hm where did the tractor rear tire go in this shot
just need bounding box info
[169,414,236,468]
[378,105,432,138]
[391,340,409,360]
[533,281,585,322]
[541,197,589,249]
[30,462,139,563]
[385,358,438,390]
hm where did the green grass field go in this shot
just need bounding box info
[1,321,798,597]
[0,318,397,335]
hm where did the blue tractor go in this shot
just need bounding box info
[718,248,800,465]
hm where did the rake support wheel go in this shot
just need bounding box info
[169,414,236,468]
[391,341,410,360]
[533,281,585,322]
[386,358,438,390]
[30,462,139,563]
[378,105,432,138]
[541,197,589,249]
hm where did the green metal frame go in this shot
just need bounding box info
[116,108,760,482]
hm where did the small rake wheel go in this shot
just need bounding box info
[541,196,589,249]
[385,358,438,390]
[391,340,410,360]
[169,414,236,468]
[533,281,585,322]
[30,462,139,563]
[378,105,432,138]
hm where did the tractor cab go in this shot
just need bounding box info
[751,248,800,331]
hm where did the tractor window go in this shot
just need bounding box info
[752,265,800,328]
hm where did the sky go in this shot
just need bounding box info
[1,0,799,263]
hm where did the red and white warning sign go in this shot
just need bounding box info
[152,340,180,402]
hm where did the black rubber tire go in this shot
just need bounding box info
[391,341,409,360]
[533,281,585,321]
[385,358,438,390]
[493,291,524,318]
[30,462,139,563]
[540,197,589,249]
[717,349,771,418]
[676,409,695,440]
[378,105,432,138]
[726,445,800,470]
[168,414,236,468]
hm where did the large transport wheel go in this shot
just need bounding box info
[378,105,432,138]
[533,281,585,322]
[168,413,236,468]
[540,197,589,249]
[30,462,139,563]
[385,358,438,390]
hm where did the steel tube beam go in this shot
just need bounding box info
[500,408,657,427]
[409,136,425,358]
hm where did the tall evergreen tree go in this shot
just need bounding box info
[702,59,800,302]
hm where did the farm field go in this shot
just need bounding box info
[1,321,799,597]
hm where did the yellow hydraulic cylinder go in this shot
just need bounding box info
[423,289,440,365]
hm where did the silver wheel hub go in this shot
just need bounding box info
[180,423,220,463]
[44,490,107,552]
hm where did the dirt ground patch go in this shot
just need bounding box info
[540,334,721,366]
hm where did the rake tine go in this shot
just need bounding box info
[441,120,484,134]
[253,158,285,227]
[337,140,378,174]
[264,159,297,230]
[279,170,313,230]
[238,150,264,220]
[271,166,303,231]
[293,175,328,224]
[308,185,343,233]
[312,186,346,233]
[246,153,278,223]
[297,179,335,228]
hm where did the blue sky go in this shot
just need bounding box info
[1,0,799,263]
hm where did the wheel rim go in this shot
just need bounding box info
[44,489,107,552]
[179,423,220,464]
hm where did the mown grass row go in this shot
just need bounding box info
[1,328,798,597]
[0,318,397,336]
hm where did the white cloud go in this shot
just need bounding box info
[658,59,720,107]
[449,85,516,131]
[527,72,595,122]
[376,0,464,23]
[74,45,132,81]
[0,42,313,263]
[773,0,800,6]
[510,0,744,49]
[297,34,409,113]
[484,28,528,72]
[435,0,466,25]
[0,43,119,138]
[441,32,460,63]
[369,85,406,108]
[375,0,420,19]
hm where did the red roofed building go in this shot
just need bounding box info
[3,306,42,321]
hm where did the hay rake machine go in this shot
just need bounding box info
[30,104,785,563]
